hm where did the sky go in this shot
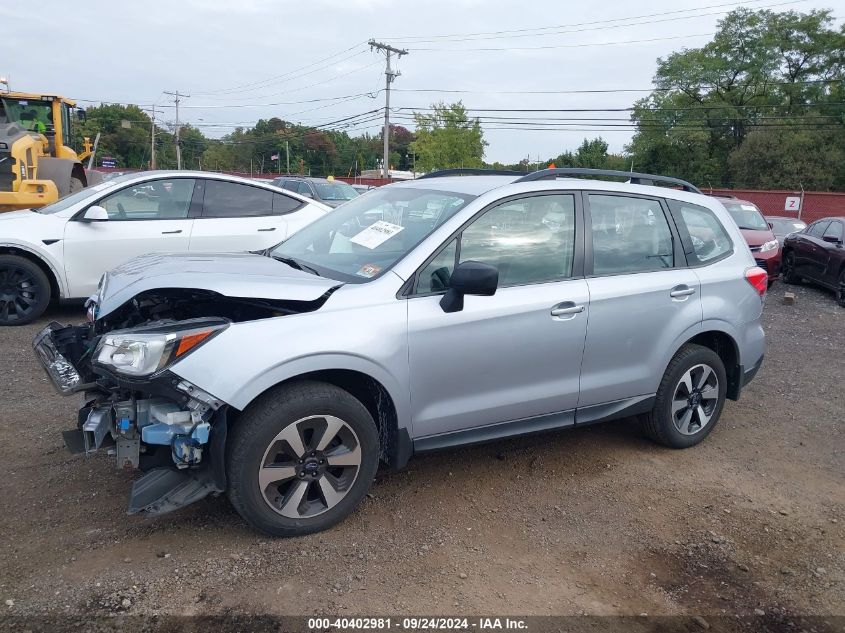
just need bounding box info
[2,0,843,165]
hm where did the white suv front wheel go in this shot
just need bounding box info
[227,381,379,537]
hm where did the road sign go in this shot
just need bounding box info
[785,196,801,212]
[101,157,116,168]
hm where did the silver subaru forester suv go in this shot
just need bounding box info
[35,168,766,536]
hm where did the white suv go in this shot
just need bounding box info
[0,171,328,325]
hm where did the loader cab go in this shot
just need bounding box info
[0,94,76,157]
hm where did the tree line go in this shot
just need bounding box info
[74,7,845,190]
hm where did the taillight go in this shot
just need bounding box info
[745,266,768,297]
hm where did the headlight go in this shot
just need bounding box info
[94,319,228,377]
[759,239,779,252]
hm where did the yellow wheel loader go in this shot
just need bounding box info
[0,88,101,212]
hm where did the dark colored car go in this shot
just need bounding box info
[271,176,359,208]
[765,216,807,243]
[782,217,845,307]
[717,197,781,285]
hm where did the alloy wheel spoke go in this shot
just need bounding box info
[696,405,712,426]
[677,409,694,434]
[318,475,344,509]
[696,366,713,390]
[671,398,688,416]
[275,422,306,458]
[314,416,345,452]
[679,371,694,397]
[280,479,310,516]
[258,464,297,489]
[700,385,718,401]
[325,444,361,467]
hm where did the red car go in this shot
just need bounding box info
[716,197,781,286]
[782,217,845,307]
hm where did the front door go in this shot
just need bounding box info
[578,192,703,409]
[62,177,196,298]
[407,193,588,439]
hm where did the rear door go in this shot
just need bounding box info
[188,179,303,253]
[62,177,195,298]
[578,192,702,414]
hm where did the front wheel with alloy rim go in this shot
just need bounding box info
[0,255,51,326]
[641,344,727,449]
[781,251,801,284]
[227,381,379,536]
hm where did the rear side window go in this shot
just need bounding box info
[273,193,303,215]
[589,194,673,275]
[673,202,733,264]
[202,180,274,218]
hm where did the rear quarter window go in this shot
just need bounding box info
[670,201,733,264]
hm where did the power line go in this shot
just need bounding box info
[407,32,715,52]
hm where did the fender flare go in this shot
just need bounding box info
[0,240,68,297]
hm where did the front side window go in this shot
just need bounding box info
[201,180,273,218]
[96,178,195,220]
[415,194,576,292]
[271,186,474,282]
[674,202,732,264]
[824,221,843,241]
[808,221,831,238]
[590,194,674,275]
[723,202,768,231]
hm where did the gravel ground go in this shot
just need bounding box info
[0,282,842,631]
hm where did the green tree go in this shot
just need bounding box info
[627,8,845,188]
[410,102,486,172]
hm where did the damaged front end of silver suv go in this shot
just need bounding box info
[33,254,342,517]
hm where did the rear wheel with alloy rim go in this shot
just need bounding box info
[227,381,379,536]
[0,255,51,326]
[641,344,727,448]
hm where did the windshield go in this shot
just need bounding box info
[0,97,53,133]
[271,186,474,281]
[768,217,805,233]
[315,181,359,201]
[724,203,769,231]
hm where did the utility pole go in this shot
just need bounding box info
[164,90,189,169]
[368,39,408,179]
[150,104,157,170]
[285,140,290,174]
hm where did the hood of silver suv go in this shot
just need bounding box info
[96,252,341,317]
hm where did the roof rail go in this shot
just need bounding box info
[417,168,527,180]
[515,168,701,194]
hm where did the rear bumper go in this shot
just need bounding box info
[742,354,764,388]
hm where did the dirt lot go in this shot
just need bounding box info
[0,282,842,631]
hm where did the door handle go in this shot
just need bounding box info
[670,285,696,298]
[257,227,277,232]
[161,229,183,234]
[551,303,585,317]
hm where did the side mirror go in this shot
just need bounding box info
[822,235,842,244]
[439,261,498,313]
[81,206,109,222]
[767,222,774,230]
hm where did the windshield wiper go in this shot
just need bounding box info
[272,255,321,277]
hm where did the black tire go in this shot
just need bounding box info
[641,344,727,449]
[781,251,801,284]
[69,177,84,194]
[836,269,845,308]
[0,255,51,326]
[227,380,379,537]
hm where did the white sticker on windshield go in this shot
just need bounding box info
[350,220,404,249]
[741,204,757,211]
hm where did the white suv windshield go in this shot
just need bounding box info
[271,186,474,281]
